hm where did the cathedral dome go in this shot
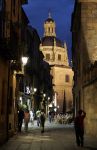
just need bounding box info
[41,36,63,48]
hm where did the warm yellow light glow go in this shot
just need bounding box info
[49,103,52,107]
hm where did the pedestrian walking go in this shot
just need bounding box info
[36,109,41,126]
[40,110,45,133]
[30,110,34,125]
[74,109,86,147]
[48,111,52,123]
[18,108,24,132]
[24,109,30,132]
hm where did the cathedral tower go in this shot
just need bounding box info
[44,12,56,37]
[40,13,73,113]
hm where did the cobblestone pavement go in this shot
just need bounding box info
[0,120,97,150]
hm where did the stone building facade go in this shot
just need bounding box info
[72,0,97,136]
[40,13,73,113]
[0,0,29,144]
[0,1,53,144]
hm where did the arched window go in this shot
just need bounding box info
[48,27,50,32]
[46,53,50,60]
[58,54,61,60]
[65,75,69,82]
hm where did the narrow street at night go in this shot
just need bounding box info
[0,120,97,150]
[0,0,97,148]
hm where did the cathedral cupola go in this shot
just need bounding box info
[44,12,56,37]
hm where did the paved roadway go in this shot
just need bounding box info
[0,120,97,150]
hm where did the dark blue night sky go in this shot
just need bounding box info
[23,0,75,61]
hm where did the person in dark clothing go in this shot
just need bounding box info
[49,111,52,123]
[18,108,24,132]
[40,110,45,133]
[74,109,86,147]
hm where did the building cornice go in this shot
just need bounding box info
[54,64,72,69]
[79,0,97,2]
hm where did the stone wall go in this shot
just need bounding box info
[72,0,97,136]
[84,81,97,136]
[0,58,8,144]
[81,2,97,64]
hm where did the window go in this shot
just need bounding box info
[46,53,50,60]
[48,27,50,32]
[65,75,69,82]
[58,54,61,60]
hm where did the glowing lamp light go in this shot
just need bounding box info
[21,56,28,66]
[34,88,37,92]
[49,103,52,107]
[43,93,46,97]
[48,97,50,100]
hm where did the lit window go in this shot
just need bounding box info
[46,53,50,60]
[65,75,69,82]
[58,54,61,60]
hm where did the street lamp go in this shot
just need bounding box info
[34,88,37,93]
[43,93,46,97]
[21,56,28,74]
[48,97,50,100]
[21,56,28,66]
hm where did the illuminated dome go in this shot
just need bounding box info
[41,36,63,48]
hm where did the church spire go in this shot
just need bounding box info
[48,11,51,18]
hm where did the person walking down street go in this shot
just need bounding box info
[40,110,45,133]
[24,109,30,132]
[74,109,86,147]
[30,110,34,125]
[48,111,52,123]
[36,110,41,126]
[18,108,24,132]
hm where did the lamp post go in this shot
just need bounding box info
[31,87,37,114]
[47,97,50,116]
[21,56,28,74]
[34,88,37,93]
[14,56,28,132]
